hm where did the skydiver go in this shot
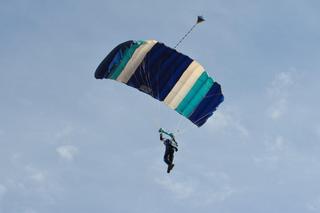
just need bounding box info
[159,128,178,173]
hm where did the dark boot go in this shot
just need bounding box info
[167,164,174,173]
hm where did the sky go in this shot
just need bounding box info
[1,0,320,212]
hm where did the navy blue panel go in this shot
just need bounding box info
[149,48,181,98]
[127,43,185,100]
[159,55,192,100]
[126,42,193,101]
[126,43,174,98]
[149,46,177,81]
[146,43,169,67]
[144,43,176,97]
[189,82,224,127]
[95,40,133,79]
[126,42,192,101]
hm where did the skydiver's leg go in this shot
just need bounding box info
[167,152,175,173]
[168,152,174,164]
[165,151,175,173]
[164,150,171,166]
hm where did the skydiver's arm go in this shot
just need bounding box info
[171,141,178,151]
[160,133,164,141]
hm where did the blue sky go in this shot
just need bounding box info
[1,0,320,212]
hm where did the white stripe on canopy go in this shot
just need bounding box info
[116,40,157,83]
[164,61,204,109]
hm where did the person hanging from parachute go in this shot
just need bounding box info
[94,16,224,174]
[159,128,178,173]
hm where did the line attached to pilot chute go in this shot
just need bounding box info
[174,16,205,49]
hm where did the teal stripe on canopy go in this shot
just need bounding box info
[175,72,210,114]
[108,41,144,79]
[181,77,214,117]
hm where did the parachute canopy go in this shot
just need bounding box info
[95,40,224,127]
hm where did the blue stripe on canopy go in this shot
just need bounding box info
[188,82,224,127]
[158,54,192,100]
[127,43,172,98]
[127,43,192,101]
[95,40,133,79]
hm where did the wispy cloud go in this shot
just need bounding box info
[307,196,320,212]
[30,171,46,183]
[4,165,63,209]
[22,208,37,213]
[206,109,249,137]
[25,166,47,183]
[195,171,236,205]
[16,98,33,107]
[56,145,78,161]
[269,98,287,120]
[253,135,290,169]
[54,125,74,140]
[267,71,294,120]
[315,125,320,139]
[0,184,7,202]
[265,135,288,152]
[268,72,294,97]
[198,185,235,205]
[154,170,236,206]
[154,176,194,199]
[253,155,280,169]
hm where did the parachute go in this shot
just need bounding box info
[95,40,224,127]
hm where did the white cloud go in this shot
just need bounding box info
[154,170,236,206]
[154,177,194,199]
[56,145,78,161]
[269,72,294,94]
[253,155,280,169]
[54,125,74,140]
[195,171,235,205]
[30,172,46,183]
[4,165,63,207]
[315,125,320,139]
[17,98,33,107]
[0,184,7,201]
[265,136,287,152]
[10,153,22,165]
[269,98,287,120]
[25,166,47,183]
[253,135,290,169]
[207,111,229,131]
[307,196,320,212]
[234,121,249,137]
[204,171,231,181]
[23,208,37,213]
[198,185,235,205]
[206,110,249,137]
[267,71,294,120]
